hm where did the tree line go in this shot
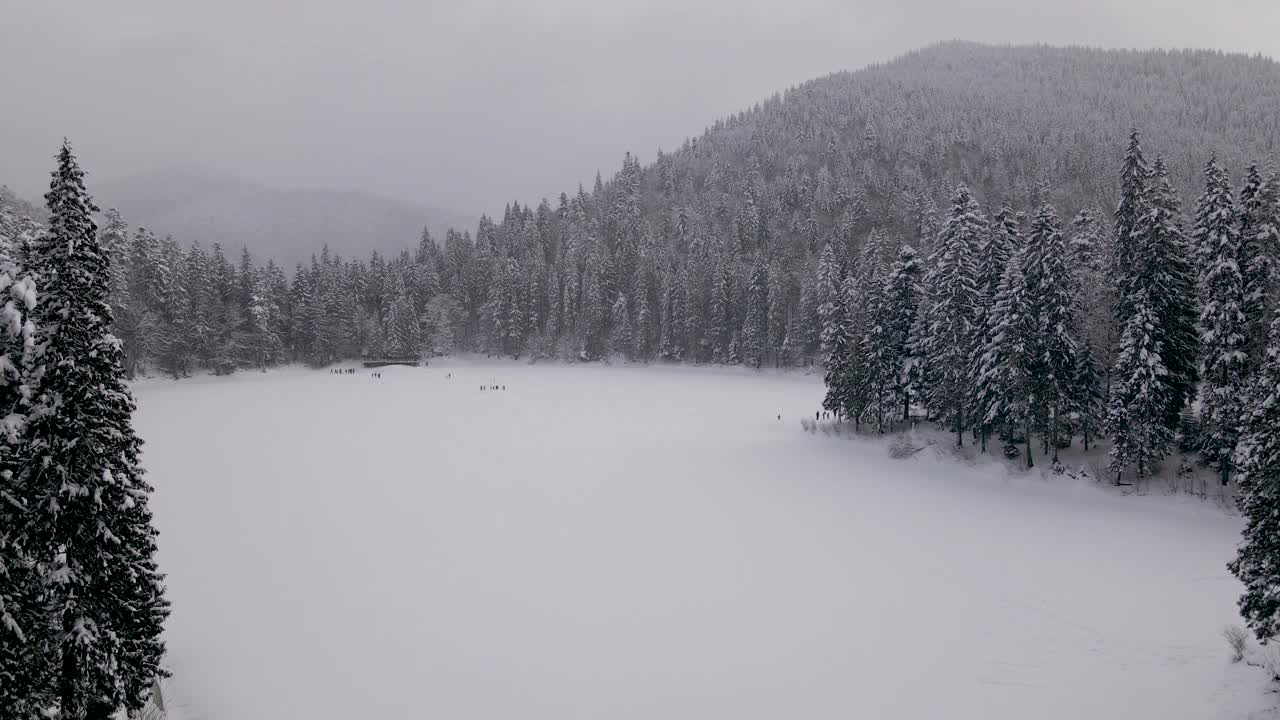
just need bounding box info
[815,129,1280,647]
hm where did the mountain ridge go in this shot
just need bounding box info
[91,166,476,267]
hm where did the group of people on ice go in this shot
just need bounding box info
[329,368,356,375]
[481,384,506,391]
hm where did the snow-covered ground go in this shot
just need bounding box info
[133,361,1274,720]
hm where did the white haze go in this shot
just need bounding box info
[2,0,1278,215]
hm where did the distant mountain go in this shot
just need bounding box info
[93,168,475,267]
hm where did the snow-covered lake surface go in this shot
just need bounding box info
[133,362,1271,719]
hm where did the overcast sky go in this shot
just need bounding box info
[4,0,1278,216]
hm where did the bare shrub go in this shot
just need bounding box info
[1223,625,1248,663]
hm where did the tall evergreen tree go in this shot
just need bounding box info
[1113,129,1149,323]
[860,263,896,431]
[1107,289,1172,482]
[1073,339,1106,452]
[611,293,633,358]
[914,185,985,446]
[1023,204,1078,462]
[814,242,844,362]
[1229,314,1280,640]
[1238,167,1280,366]
[742,261,769,368]
[0,208,57,719]
[976,251,1035,463]
[1147,158,1200,430]
[1193,157,1247,483]
[884,244,924,422]
[20,142,168,719]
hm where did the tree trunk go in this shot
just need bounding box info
[1023,415,1034,469]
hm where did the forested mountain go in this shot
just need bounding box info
[93,167,475,268]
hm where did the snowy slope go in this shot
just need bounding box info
[132,363,1274,719]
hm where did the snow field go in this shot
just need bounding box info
[132,362,1272,719]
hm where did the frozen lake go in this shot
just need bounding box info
[133,361,1270,719]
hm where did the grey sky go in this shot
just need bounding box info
[4,0,1278,216]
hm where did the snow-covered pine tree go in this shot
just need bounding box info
[1073,338,1106,451]
[1113,129,1149,323]
[708,250,735,362]
[1106,288,1172,483]
[885,243,924,422]
[0,205,57,718]
[120,227,161,376]
[1238,167,1280,366]
[1023,203,1078,462]
[633,274,655,360]
[247,267,285,368]
[914,185,985,446]
[383,275,422,357]
[860,263,896,431]
[976,251,1035,463]
[658,263,689,361]
[610,293,632,359]
[1193,157,1247,483]
[766,262,787,367]
[977,205,1019,326]
[814,242,844,363]
[1147,158,1200,431]
[836,270,872,427]
[1069,209,1114,377]
[580,250,608,360]
[1229,314,1280,640]
[485,256,523,357]
[972,204,1020,447]
[821,278,854,421]
[742,261,769,368]
[21,141,168,718]
[796,265,820,361]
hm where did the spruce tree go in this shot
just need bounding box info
[21,141,168,718]
[383,277,422,358]
[766,262,787,367]
[1023,204,1078,462]
[1113,129,1149,322]
[1070,209,1114,389]
[1193,157,1247,483]
[884,244,924,422]
[976,251,1035,464]
[914,185,984,446]
[1238,167,1280,365]
[1229,314,1280,640]
[1,208,57,718]
[860,264,895,431]
[814,242,844,362]
[836,271,872,428]
[611,293,632,358]
[1107,289,1172,482]
[1073,339,1106,452]
[742,261,769,368]
[1147,158,1200,430]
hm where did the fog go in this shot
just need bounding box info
[3,0,1277,215]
